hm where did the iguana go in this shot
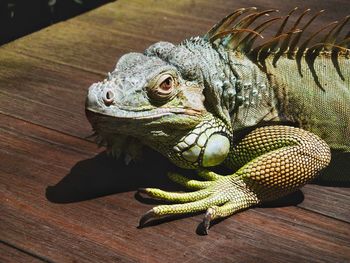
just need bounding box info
[85,7,350,234]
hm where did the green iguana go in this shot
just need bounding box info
[85,7,350,234]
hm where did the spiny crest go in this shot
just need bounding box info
[204,7,350,68]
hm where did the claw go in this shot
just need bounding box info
[138,188,156,199]
[138,209,157,227]
[138,188,147,194]
[202,207,216,234]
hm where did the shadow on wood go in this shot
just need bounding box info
[312,151,350,187]
[46,149,306,208]
[46,150,178,203]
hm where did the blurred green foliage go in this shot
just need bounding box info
[0,0,113,45]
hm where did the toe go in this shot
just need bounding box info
[197,169,224,181]
[139,187,211,203]
[167,172,212,190]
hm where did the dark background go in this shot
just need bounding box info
[0,0,113,45]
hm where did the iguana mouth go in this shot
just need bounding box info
[85,107,205,139]
[85,107,202,121]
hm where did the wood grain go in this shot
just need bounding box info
[0,0,349,262]
[0,242,47,263]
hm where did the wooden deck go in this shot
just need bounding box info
[0,0,349,262]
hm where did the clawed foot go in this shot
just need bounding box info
[138,170,258,234]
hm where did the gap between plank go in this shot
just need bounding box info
[0,240,53,263]
[0,112,97,151]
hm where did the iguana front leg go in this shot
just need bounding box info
[139,126,331,233]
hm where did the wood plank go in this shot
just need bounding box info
[2,0,348,74]
[0,242,47,263]
[0,50,100,138]
[299,184,350,223]
[1,114,350,263]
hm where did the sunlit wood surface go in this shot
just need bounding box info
[1,0,349,262]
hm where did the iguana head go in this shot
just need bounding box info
[86,40,232,169]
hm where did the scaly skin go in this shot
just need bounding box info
[139,126,331,233]
[265,53,350,151]
[85,8,349,233]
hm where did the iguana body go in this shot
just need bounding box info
[85,8,349,233]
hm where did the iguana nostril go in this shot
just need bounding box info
[103,90,114,105]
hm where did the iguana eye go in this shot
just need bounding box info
[159,77,173,91]
[147,73,177,102]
